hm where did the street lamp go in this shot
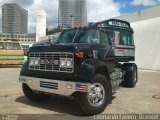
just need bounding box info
[12,22,15,40]
[70,15,74,28]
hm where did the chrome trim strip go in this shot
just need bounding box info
[115,45,135,49]
[29,52,74,55]
[29,68,74,73]
[19,75,91,96]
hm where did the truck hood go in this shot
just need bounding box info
[29,43,91,53]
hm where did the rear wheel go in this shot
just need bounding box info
[75,73,111,115]
[122,63,138,88]
[22,83,51,102]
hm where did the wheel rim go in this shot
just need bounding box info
[87,83,105,106]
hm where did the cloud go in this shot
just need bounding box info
[12,0,34,7]
[0,0,120,33]
[25,0,59,33]
[131,0,158,6]
[87,0,120,22]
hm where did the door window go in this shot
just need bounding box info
[5,42,21,50]
[0,42,4,49]
[121,31,134,45]
[100,31,109,45]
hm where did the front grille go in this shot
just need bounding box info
[29,52,74,73]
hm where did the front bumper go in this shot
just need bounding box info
[19,75,91,96]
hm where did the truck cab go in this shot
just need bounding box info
[19,19,138,115]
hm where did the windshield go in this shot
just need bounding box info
[5,42,21,50]
[57,29,77,44]
[57,28,100,44]
[74,29,99,43]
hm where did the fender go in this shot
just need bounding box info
[20,62,30,76]
[77,59,111,83]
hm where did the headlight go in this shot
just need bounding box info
[34,59,39,65]
[66,60,72,67]
[29,58,40,65]
[60,58,73,68]
[30,58,35,65]
[60,59,66,66]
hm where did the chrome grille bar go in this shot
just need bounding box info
[29,52,74,73]
[40,81,58,89]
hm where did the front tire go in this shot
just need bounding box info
[75,73,111,115]
[22,83,51,102]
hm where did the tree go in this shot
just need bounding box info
[46,27,61,35]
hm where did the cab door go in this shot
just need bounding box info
[99,31,114,61]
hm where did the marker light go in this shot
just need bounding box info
[76,52,84,58]
[88,22,95,27]
[96,23,101,28]
[66,84,73,89]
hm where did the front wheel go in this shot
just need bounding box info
[75,73,112,115]
[22,83,51,102]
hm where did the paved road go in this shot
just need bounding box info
[0,66,160,120]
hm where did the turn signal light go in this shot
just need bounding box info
[76,52,84,58]
[96,23,101,28]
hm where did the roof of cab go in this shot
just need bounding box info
[98,19,133,31]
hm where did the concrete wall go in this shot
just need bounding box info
[131,17,160,71]
[114,5,160,23]
[113,5,160,71]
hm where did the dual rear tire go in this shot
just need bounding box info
[122,63,138,88]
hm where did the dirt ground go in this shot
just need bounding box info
[0,66,160,120]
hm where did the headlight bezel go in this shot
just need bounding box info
[29,57,40,66]
[60,58,73,68]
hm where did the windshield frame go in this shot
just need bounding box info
[56,29,78,44]
[73,28,100,44]
[56,28,101,44]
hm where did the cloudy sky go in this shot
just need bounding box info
[0,0,160,33]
